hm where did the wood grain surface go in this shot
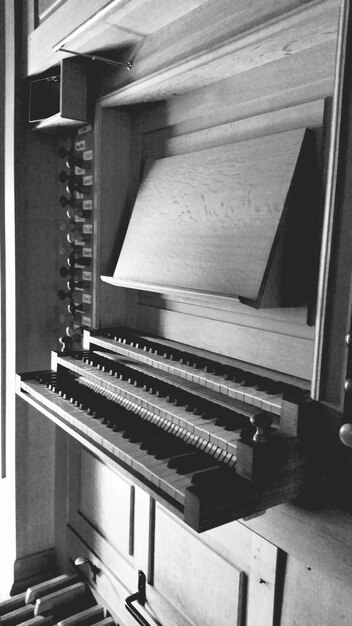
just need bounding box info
[114,128,306,300]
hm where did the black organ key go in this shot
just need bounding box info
[210,364,232,377]
[123,422,162,444]
[102,406,131,429]
[254,377,284,395]
[229,369,246,383]
[239,372,261,388]
[139,433,172,451]
[214,409,245,431]
[151,438,191,460]
[167,452,218,474]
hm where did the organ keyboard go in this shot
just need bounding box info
[17,328,313,532]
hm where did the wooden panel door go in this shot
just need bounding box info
[66,442,281,626]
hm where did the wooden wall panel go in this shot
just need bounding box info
[67,527,139,626]
[241,503,352,590]
[246,535,280,626]
[98,0,339,104]
[128,0,338,84]
[69,448,133,560]
[93,108,132,329]
[139,43,335,136]
[142,100,325,161]
[15,405,56,557]
[280,554,352,626]
[79,451,131,553]
[37,1,67,24]
[152,507,245,626]
[136,303,314,381]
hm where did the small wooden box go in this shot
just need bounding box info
[29,57,88,129]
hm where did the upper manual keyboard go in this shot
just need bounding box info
[86,328,309,417]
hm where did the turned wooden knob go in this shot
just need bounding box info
[250,413,273,443]
[339,423,352,448]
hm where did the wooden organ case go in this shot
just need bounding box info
[9,0,352,625]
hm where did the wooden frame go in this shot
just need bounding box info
[312,0,352,403]
[1,0,17,479]
[0,0,5,478]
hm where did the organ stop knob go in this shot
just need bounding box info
[250,413,273,443]
[339,423,352,448]
[74,556,99,582]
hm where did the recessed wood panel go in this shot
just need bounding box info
[280,555,352,626]
[78,450,132,556]
[152,507,245,626]
[137,302,314,380]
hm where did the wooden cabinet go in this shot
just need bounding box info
[64,440,352,626]
[65,443,272,626]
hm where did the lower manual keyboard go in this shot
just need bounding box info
[20,372,238,508]
[54,352,274,461]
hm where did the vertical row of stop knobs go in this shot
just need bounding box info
[57,130,94,352]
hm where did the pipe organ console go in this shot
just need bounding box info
[18,327,311,532]
[9,0,352,624]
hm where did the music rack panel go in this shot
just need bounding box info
[106,127,318,308]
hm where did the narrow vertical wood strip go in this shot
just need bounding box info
[147,498,156,586]
[247,534,278,626]
[312,0,350,400]
[273,549,287,626]
[128,485,135,556]
[0,0,6,479]
[237,572,248,626]
[2,0,17,479]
